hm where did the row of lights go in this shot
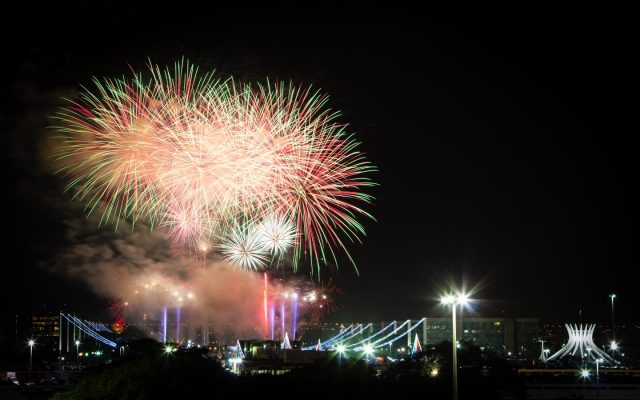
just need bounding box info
[330,291,472,360]
[334,344,373,355]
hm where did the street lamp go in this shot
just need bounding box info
[595,358,602,400]
[363,344,374,363]
[27,339,35,383]
[75,340,80,368]
[441,292,470,400]
[580,368,590,398]
[609,294,616,341]
[336,344,346,367]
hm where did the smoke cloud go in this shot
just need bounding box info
[48,215,272,341]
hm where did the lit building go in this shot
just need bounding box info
[418,317,539,356]
[31,314,60,339]
[26,313,61,359]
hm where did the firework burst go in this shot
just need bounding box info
[255,214,297,256]
[52,59,375,273]
[218,224,269,271]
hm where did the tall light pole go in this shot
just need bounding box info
[75,340,80,368]
[595,358,602,400]
[28,339,35,383]
[364,344,374,363]
[336,344,346,373]
[609,293,616,341]
[336,344,345,362]
[441,292,470,400]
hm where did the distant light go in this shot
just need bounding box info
[581,369,590,378]
[75,340,80,346]
[28,340,35,347]
[364,344,374,355]
[430,368,439,377]
[610,341,618,351]
[609,293,616,299]
[440,295,455,305]
[336,344,346,353]
[164,345,175,354]
[440,293,470,306]
[187,293,194,299]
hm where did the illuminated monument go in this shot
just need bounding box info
[541,324,618,365]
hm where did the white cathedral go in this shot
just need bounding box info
[540,324,619,366]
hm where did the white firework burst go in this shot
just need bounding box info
[219,225,269,271]
[256,215,297,255]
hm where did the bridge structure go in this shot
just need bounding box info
[58,313,118,354]
[301,318,428,352]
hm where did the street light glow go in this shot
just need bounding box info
[440,293,470,306]
[27,338,35,384]
[440,288,473,400]
[581,369,590,378]
[336,344,346,353]
[364,344,374,355]
[610,341,618,351]
[440,295,456,305]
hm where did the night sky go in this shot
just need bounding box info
[3,4,636,328]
